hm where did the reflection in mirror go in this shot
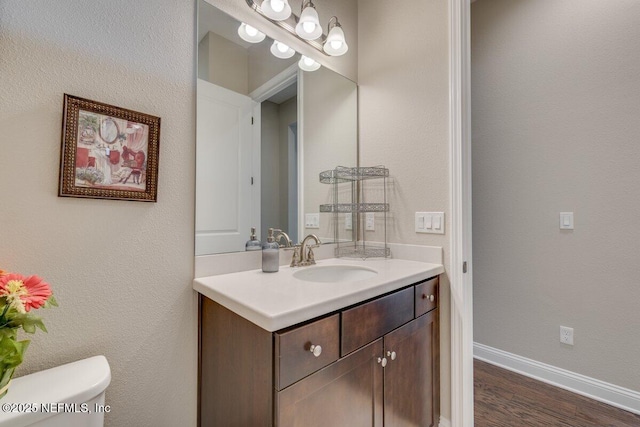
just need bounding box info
[196,0,357,256]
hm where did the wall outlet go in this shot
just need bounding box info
[365,212,375,231]
[345,213,352,231]
[560,326,574,345]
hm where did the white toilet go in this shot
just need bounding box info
[0,356,111,427]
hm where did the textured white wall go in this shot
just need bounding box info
[472,0,640,391]
[357,0,451,419]
[0,0,197,426]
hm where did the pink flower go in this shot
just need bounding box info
[0,274,52,313]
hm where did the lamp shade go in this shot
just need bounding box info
[261,0,292,21]
[298,55,321,71]
[323,25,348,56]
[270,40,295,59]
[295,3,322,40]
[237,23,266,43]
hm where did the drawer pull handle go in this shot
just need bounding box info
[422,294,435,302]
[309,344,322,357]
[377,357,388,367]
[386,351,397,361]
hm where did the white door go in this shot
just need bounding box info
[196,79,260,255]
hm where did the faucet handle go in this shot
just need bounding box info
[289,245,301,267]
[306,246,316,265]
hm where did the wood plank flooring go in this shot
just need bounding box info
[474,359,640,427]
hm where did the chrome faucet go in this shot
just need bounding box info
[290,234,321,267]
[272,229,293,248]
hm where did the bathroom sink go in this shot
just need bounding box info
[293,265,378,283]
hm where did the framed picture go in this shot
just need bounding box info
[58,94,161,202]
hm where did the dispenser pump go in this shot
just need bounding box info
[245,227,262,251]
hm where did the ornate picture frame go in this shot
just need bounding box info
[58,94,161,202]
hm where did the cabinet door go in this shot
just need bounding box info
[383,310,439,427]
[276,339,383,427]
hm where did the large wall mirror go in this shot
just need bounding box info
[196,0,358,256]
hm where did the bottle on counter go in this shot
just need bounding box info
[245,227,261,251]
[262,228,279,273]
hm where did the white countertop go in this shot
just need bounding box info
[193,258,444,331]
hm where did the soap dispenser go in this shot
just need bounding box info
[262,228,280,273]
[245,227,261,251]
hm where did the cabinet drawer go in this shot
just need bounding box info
[341,287,414,356]
[415,277,438,317]
[275,314,340,390]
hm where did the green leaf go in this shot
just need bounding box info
[0,335,29,371]
[6,313,47,334]
[44,295,58,308]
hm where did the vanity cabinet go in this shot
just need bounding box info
[198,276,439,427]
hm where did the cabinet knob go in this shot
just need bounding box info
[377,357,388,367]
[423,294,435,302]
[309,344,322,357]
[386,351,397,360]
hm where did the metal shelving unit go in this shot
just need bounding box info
[319,166,390,259]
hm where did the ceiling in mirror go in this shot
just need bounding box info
[196,0,358,256]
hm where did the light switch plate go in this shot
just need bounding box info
[415,212,445,234]
[305,213,320,229]
[560,212,574,230]
[345,213,352,231]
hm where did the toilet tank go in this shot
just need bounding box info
[0,356,111,427]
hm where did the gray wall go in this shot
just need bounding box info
[260,97,297,242]
[472,0,640,391]
[199,31,249,94]
[0,0,197,426]
[261,101,282,240]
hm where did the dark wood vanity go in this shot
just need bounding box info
[198,276,440,427]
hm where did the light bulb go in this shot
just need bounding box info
[271,0,285,13]
[298,55,321,71]
[261,0,291,21]
[238,22,266,43]
[302,21,316,34]
[245,25,258,37]
[271,40,295,58]
[295,2,321,40]
[277,42,289,53]
[330,40,342,50]
[323,22,348,56]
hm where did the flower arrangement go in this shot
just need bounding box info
[0,268,57,398]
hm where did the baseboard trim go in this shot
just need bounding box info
[439,416,451,427]
[474,342,640,416]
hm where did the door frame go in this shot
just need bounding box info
[448,0,473,426]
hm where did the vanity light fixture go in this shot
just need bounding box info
[270,40,295,59]
[260,0,292,21]
[323,17,348,56]
[237,22,266,43]
[246,0,348,56]
[298,55,321,72]
[295,0,322,40]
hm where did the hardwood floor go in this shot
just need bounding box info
[474,359,640,427]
